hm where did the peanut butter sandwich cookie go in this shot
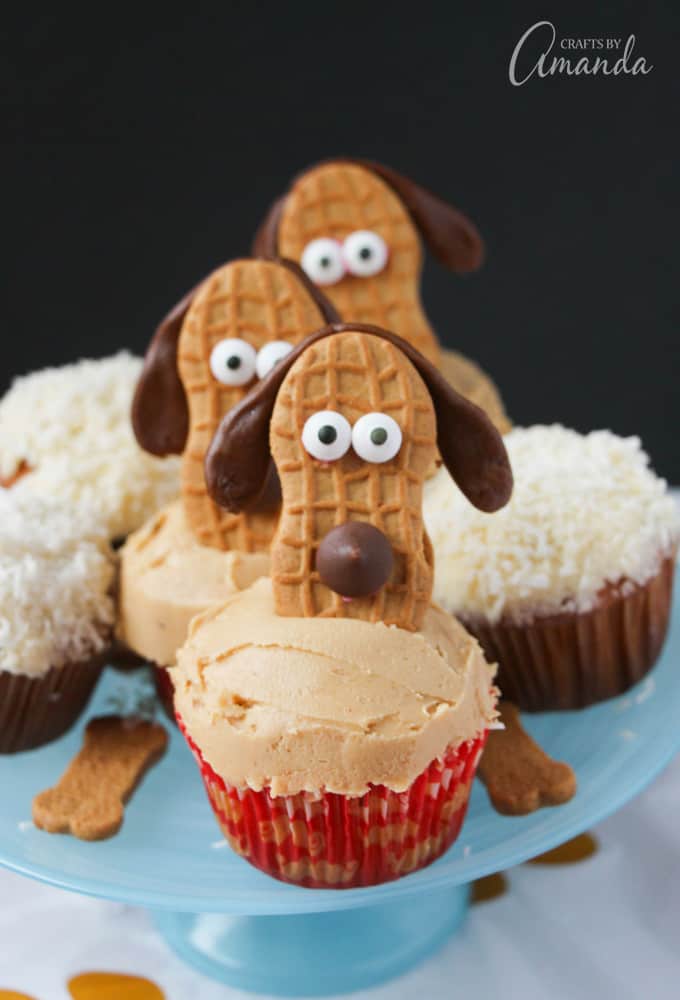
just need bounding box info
[252,159,510,431]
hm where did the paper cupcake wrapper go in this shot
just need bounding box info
[0,654,106,753]
[179,718,486,889]
[468,556,675,712]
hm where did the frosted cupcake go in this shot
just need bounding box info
[174,579,496,887]
[175,324,512,886]
[424,426,679,710]
[0,493,115,752]
[0,352,180,541]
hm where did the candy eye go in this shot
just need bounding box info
[343,231,388,278]
[256,340,293,380]
[302,410,352,461]
[209,338,258,386]
[300,238,345,286]
[352,412,402,463]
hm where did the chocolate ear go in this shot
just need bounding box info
[131,287,195,456]
[405,349,513,513]
[348,159,484,273]
[252,195,285,257]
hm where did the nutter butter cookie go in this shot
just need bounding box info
[252,159,510,431]
[207,325,513,630]
[132,257,339,552]
[177,327,512,888]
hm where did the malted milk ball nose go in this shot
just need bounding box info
[315,522,394,598]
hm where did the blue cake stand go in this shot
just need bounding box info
[1,581,679,997]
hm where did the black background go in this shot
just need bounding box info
[2,5,677,478]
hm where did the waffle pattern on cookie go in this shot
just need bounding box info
[271,330,437,630]
[277,163,441,366]
[178,259,327,550]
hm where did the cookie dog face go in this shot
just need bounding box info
[206,325,513,630]
[253,161,484,367]
[132,258,338,551]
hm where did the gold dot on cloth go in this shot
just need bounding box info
[528,832,599,865]
[471,871,509,903]
[67,973,165,1000]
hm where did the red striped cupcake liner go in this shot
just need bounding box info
[178,717,486,888]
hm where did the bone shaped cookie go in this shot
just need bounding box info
[478,702,577,815]
[32,716,168,840]
[253,160,484,366]
[132,258,338,550]
[206,324,512,630]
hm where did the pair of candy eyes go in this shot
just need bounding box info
[210,338,292,386]
[302,410,402,464]
[301,231,388,286]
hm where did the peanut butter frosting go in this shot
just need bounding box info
[173,578,497,797]
[117,501,269,666]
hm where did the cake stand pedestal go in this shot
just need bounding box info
[1,583,678,996]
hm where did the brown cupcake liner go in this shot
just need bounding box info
[465,556,675,712]
[0,651,108,753]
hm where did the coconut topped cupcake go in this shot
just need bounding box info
[173,577,497,797]
[425,425,679,625]
[424,425,679,710]
[0,492,115,751]
[0,352,180,540]
[0,493,115,676]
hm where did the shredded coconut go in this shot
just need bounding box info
[0,352,180,539]
[424,425,679,624]
[0,492,115,676]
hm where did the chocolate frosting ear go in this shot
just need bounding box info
[131,287,195,457]
[206,323,512,515]
[410,346,513,512]
[352,160,484,273]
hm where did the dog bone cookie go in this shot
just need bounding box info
[478,702,577,815]
[206,324,512,631]
[253,160,485,367]
[132,258,339,550]
[32,716,168,840]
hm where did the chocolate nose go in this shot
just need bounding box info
[316,522,393,598]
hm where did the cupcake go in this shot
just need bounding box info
[0,352,180,542]
[424,425,679,710]
[174,579,496,888]
[175,324,511,886]
[0,493,115,752]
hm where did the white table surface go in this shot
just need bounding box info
[2,494,679,1000]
